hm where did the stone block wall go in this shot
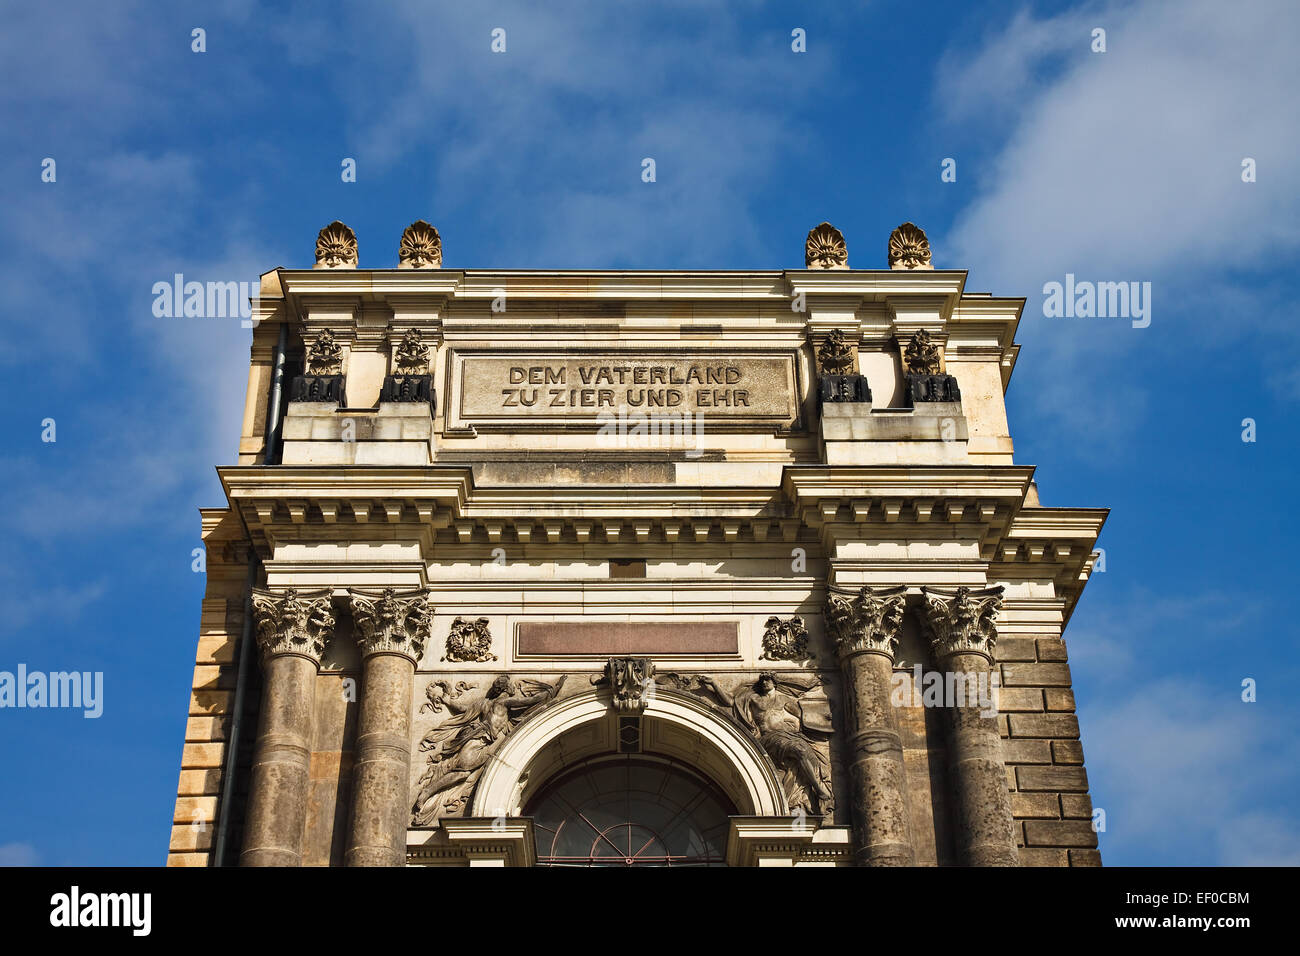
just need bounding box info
[167,511,252,866]
[995,634,1100,866]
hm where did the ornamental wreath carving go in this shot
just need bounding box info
[759,615,810,662]
[441,616,497,662]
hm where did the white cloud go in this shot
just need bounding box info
[0,842,39,866]
[937,0,1300,442]
[946,0,1300,281]
[269,1,829,267]
[1068,587,1298,864]
[1082,678,1300,864]
[1217,812,1300,867]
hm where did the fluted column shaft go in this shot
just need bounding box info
[828,585,915,867]
[345,588,430,867]
[241,588,335,867]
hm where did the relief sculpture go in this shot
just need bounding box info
[410,675,566,825]
[662,672,836,817]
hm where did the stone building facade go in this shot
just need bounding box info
[168,220,1106,867]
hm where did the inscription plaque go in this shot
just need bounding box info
[448,351,800,430]
[516,621,739,657]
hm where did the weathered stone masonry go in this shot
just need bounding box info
[168,220,1105,867]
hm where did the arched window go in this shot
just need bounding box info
[525,754,735,866]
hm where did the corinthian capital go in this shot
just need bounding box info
[825,585,907,661]
[250,587,336,665]
[919,585,1005,663]
[349,588,432,665]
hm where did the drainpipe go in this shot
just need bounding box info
[213,318,288,866]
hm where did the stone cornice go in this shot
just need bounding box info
[786,271,967,299]
[993,506,1109,625]
[784,465,1038,565]
[782,464,1037,501]
[218,464,1068,562]
[409,818,536,867]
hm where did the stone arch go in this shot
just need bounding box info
[471,687,789,819]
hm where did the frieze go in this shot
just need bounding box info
[407,667,843,826]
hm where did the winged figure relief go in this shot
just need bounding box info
[667,672,836,817]
[410,675,566,826]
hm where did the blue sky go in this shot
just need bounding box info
[0,0,1296,865]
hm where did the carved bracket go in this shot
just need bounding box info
[592,656,657,713]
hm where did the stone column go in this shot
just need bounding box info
[345,587,431,867]
[920,585,1018,866]
[241,588,335,867]
[826,585,915,866]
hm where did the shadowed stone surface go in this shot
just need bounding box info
[241,654,317,866]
